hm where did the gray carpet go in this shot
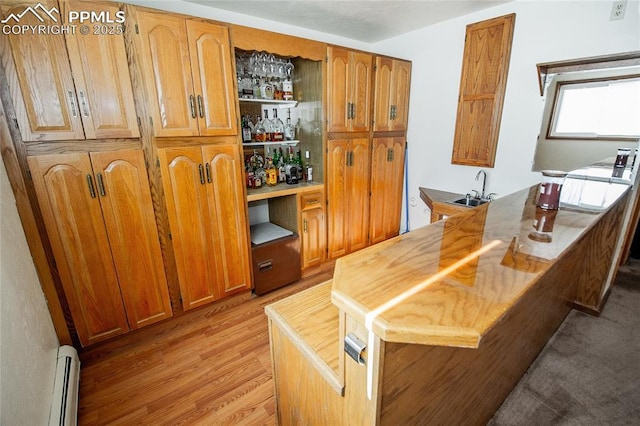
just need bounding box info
[489,258,640,425]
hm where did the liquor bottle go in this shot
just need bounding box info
[278,147,286,183]
[304,150,313,182]
[295,150,303,181]
[242,115,252,143]
[284,109,295,140]
[283,59,294,101]
[260,79,274,100]
[262,109,274,141]
[265,157,278,186]
[271,108,285,141]
[251,149,265,188]
[254,115,267,142]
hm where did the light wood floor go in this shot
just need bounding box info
[77,265,334,425]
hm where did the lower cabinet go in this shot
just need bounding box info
[327,138,371,259]
[369,137,406,244]
[299,191,326,269]
[28,149,172,347]
[158,143,251,310]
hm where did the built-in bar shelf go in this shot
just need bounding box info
[239,98,298,108]
[243,140,299,147]
[247,182,323,202]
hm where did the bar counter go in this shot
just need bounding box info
[266,173,631,425]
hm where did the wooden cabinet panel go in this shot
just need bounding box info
[2,1,84,141]
[452,13,515,167]
[373,57,411,132]
[327,138,370,259]
[390,60,411,132]
[63,1,139,139]
[28,154,129,346]
[327,47,372,133]
[186,21,237,136]
[373,57,393,132]
[159,144,250,310]
[136,11,198,137]
[300,192,325,269]
[202,144,250,297]
[89,150,171,329]
[370,137,406,244]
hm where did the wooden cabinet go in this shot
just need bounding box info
[369,137,406,244]
[373,57,411,132]
[158,144,250,310]
[327,138,370,259]
[1,0,139,141]
[299,191,325,269]
[28,149,172,347]
[135,10,237,137]
[327,47,373,133]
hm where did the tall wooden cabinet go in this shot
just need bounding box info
[326,47,373,133]
[299,192,326,269]
[158,144,250,310]
[134,10,237,137]
[27,149,172,347]
[373,57,411,132]
[369,137,406,244]
[1,0,139,141]
[327,138,371,259]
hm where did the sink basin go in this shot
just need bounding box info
[447,196,489,207]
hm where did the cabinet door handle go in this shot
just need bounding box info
[198,164,205,184]
[68,91,78,118]
[189,95,196,118]
[197,95,204,118]
[86,174,96,198]
[78,90,90,118]
[205,163,211,183]
[96,173,106,196]
[350,151,355,167]
[303,218,308,233]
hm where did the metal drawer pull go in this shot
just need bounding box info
[96,173,106,196]
[198,164,205,184]
[78,90,90,118]
[205,163,211,183]
[189,95,196,118]
[303,218,308,233]
[258,260,273,272]
[68,91,78,118]
[345,332,366,365]
[86,174,96,198]
[197,95,204,118]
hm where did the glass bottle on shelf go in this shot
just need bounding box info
[251,149,265,188]
[265,157,278,186]
[242,115,252,143]
[254,115,267,142]
[278,147,286,183]
[295,150,303,181]
[271,108,284,141]
[260,79,274,100]
[284,108,295,140]
[304,151,313,182]
[262,109,274,141]
[283,60,294,101]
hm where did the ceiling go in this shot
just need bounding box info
[185,1,512,43]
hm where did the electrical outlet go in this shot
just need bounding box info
[610,0,627,21]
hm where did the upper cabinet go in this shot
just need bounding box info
[373,57,411,132]
[1,0,139,141]
[134,10,237,137]
[451,13,515,167]
[327,47,373,133]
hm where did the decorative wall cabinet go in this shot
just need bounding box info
[299,191,326,269]
[327,138,371,259]
[326,47,373,133]
[1,0,139,141]
[369,137,406,244]
[373,57,411,132]
[135,10,237,137]
[451,13,515,167]
[158,144,250,310]
[27,149,172,347]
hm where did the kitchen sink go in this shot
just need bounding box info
[447,196,489,207]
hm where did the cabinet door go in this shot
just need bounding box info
[186,21,238,136]
[370,137,405,244]
[136,11,198,137]
[202,144,250,298]
[63,1,139,139]
[348,138,371,252]
[90,149,172,329]
[373,57,393,132]
[2,1,84,141]
[302,207,325,269]
[158,147,216,310]
[327,139,349,259]
[327,47,350,133]
[350,52,373,132]
[390,60,411,132]
[28,154,128,347]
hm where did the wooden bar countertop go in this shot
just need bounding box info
[332,175,630,349]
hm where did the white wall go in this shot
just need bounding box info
[0,159,59,425]
[373,0,640,229]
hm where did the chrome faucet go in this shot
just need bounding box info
[475,170,487,200]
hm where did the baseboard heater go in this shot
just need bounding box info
[49,345,80,426]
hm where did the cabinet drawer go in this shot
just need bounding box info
[301,192,323,211]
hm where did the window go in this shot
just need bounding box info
[549,77,640,140]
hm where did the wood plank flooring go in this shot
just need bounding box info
[78,265,334,425]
